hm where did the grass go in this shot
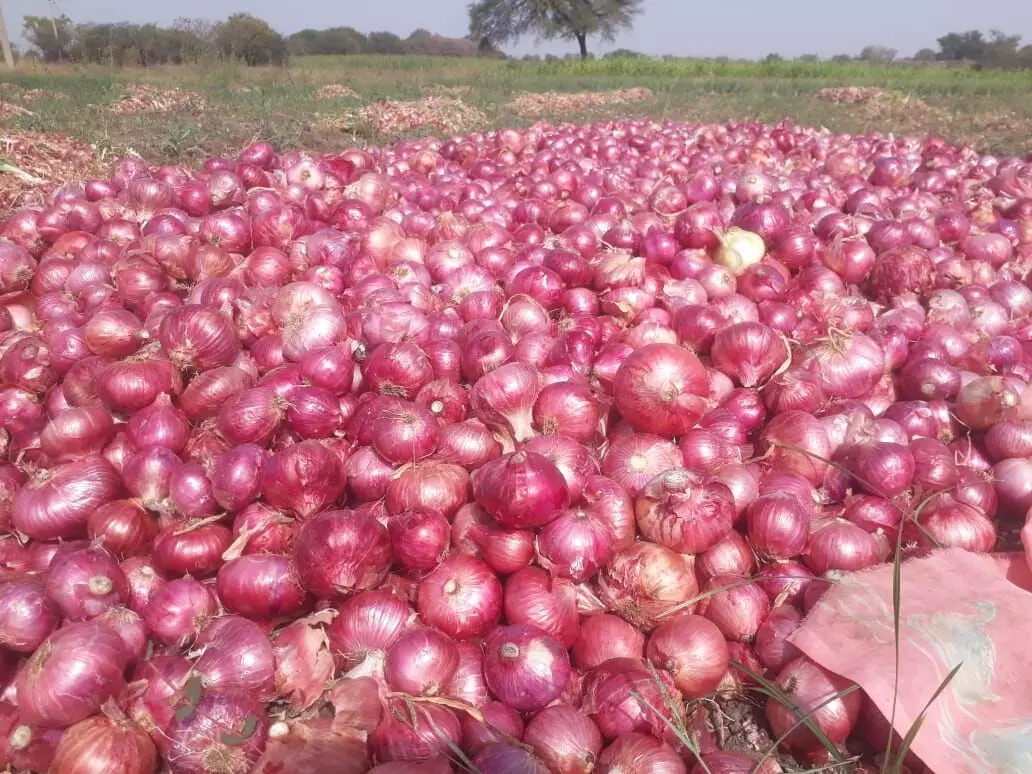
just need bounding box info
[0,55,1030,167]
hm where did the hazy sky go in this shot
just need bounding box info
[6,0,1032,59]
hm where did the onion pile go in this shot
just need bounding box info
[1,118,1030,773]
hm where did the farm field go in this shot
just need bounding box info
[1,55,1031,170]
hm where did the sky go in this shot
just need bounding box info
[4,0,1032,59]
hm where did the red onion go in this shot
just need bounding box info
[385,627,459,695]
[216,554,310,619]
[613,343,708,436]
[50,708,158,774]
[45,543,128,621]
[388,510,450,571]
[910,498,997,552]
[39,405,115,462]
[418,555,502,639]
[293,509,392,598]
[86,500,158,559]
[695,529,756,581]
[328,589,413,670]
[805,518,889,574]
[211,443,266,513]
[0,575,60,652]
[711,322,790,388]
[597,542,698,628]
[473,451,569,528]
[16,621,128,727]
[193,615,276,697]
[371,698,460,763]
[597,733,686,774]
[601,433,681,497]
[581,658,679,740]
[758,411,831,485]
[532,381,602,442]
[746,495,811,560]
[571,614,645,671]
[166,690,269,774]
[523,705,603,774]
[261,440,346,519]
[634,468,736,554]
[504,566,580,647]
[385,461,470,517]
[483,624,570,711]
[446,641,491,707]
[152,518,232,577]
[470,361,542,442]
[754,604,803,672]
[647,614,729,698]
[158,304,240,371]
[697,573,771,642]
[765,656,861,754]
[144,576,216,647]
[13,457,122,540]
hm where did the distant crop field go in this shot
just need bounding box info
[0,55,1029,166]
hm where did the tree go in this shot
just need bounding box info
[215,13,286,65]
[936,30,985,61]
[468,0,643,60]
[858,45,897,62]
[365,31,405,54]
[913,48,937,61]
[22,14,74,61]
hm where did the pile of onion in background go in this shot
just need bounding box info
[1,119,1032,774]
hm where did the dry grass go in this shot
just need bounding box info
[315,84,361,100]
[320,96,487,138]
[507,87,653,116]
[817,86,886,104]
[0,101,32,120]
[108,84,207,114]
[0,132,108,210]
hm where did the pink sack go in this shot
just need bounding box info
[791,548,1032,774]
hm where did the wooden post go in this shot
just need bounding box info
[0,5,15,68]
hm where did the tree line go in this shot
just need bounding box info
[20,14,499,66]
[16,6,1032,69]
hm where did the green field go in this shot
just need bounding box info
[1,55,1030,165]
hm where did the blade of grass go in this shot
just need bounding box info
[884,662,963,774]
[731,660,848,765]
[884,524,904,765]
[658,573,846,620]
